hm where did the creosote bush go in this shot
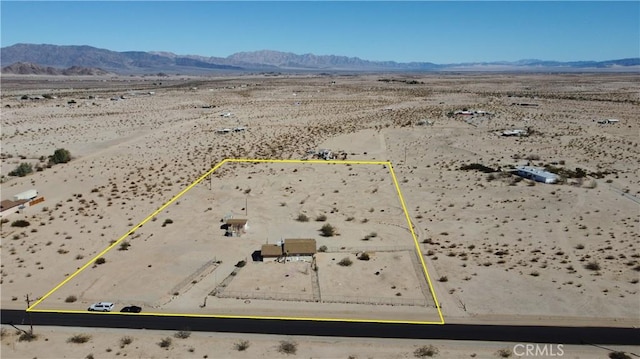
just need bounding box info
[65,295,77,303]
[18,332,38,342]
[278,340,297,355]
[320,223,335,237]
[9,162,33,177]
[158,337,172,348]
[95,257,106,265]
[315,214,327,222]
[414,345,439,357]
[174,330,191,339]
[67,334,91,343]
[234,340,250,351]
[338,257,353,267]
[585,261,601,271]
[11,220,30,228]
[358,252,370,261]
[120,336,133,347]
[296,213,309,222]
[50,148,72,164]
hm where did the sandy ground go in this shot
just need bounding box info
[1,73,639,356]
[3,325,638,359]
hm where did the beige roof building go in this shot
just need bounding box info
[261,244,283,258]
[283,238,317,256]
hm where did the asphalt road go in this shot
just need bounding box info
[2,310,638,345]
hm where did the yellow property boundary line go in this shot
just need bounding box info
[28,158,444,325]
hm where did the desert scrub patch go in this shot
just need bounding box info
[234,340,250,351]
[414,345,439,357]
[67,334,91,344]
[278,340,297,355]
[320,223,336,237]
[337,257,353,267]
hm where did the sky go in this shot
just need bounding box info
[1,1,638,64]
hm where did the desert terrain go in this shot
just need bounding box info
[1,72,639,356]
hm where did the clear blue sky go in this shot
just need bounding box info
[1,1,638,63]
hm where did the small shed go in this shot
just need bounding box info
[283,238,317,257]
[225,218,248,236]
[261,244,283,262]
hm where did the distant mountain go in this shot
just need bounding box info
[1,62,109,75]
[1,43,638,74]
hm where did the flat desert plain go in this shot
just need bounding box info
[1,73,639,357]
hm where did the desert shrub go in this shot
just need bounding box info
[234,340,250,351]
[585,261,601,271]
[295,213,309,222]
[65,295,77,303]
[18,331,37,341]
[414,345,439,357]
[9,162,33,177]
[118,241,131,251]
[95,257,106,265]
[162,218,173,227]
[460,163,496,173]
[438,276,448,282]
[320,223,335,237]
[174,330,191,339]
[120,336,133,347]
[497,348,512,357]
[158,337,172,348]
[50,148,71,164]
[575,244,585,250]
[318,245,328,252]
[358,252,370,261]
[609,351,632,359]
[278,340,297,354]
[338,257,353,267]
[235,260,246,268]
[315,214,327,222]
[67,334,91,343]
[11,220,30,228]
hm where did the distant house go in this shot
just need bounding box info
[515,166,559,184]
[502,129,527,137]
[283,238,317,258]
[225,218,248,236]
[597,119,620,125]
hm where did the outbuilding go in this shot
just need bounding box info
[515,166,559,184]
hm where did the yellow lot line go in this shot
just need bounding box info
[28,158,444,325]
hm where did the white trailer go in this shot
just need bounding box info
[13,189,38,201]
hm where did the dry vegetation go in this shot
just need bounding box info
[0,73,638,356]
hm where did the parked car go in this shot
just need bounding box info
[120,305,142,313]
[88,302,114,312]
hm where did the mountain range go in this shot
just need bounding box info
[2,43,639,75]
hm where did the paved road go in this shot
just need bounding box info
[2,310,638,345]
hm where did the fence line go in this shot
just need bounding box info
[169,258,220,296]
[324,245,414,253]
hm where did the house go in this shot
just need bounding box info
[260,244,283,262]
[0,199,29,217]
[225,218,248,236]
[502,129,527,137]
[283,238,317,260]
[515,166,559,184]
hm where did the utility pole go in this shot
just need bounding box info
[25,294,33,335]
